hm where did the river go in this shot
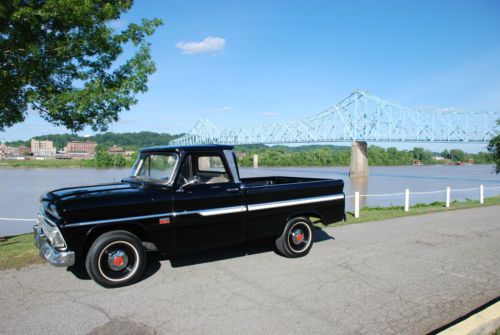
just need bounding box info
[1,165,499,236]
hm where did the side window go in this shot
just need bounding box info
[196,155,230,184]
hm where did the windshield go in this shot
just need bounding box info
[130,153,178,183]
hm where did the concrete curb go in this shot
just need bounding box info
[437,301,500,335]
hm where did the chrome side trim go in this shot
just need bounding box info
[198,205,247,217]
[247,194,344,212]
[64,212,174,227]
[63,193,344,227]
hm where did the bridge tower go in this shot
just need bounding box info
[349,141,369,178]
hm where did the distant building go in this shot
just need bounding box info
[1,143,35,159]
[64,140,97,158]
[65,140,97,154]
[31,140,56,157]
[19,145,30,156]
[0,143,7,160]
[108,145,125,154]
[7,146,18,156]
[64,152,92,158]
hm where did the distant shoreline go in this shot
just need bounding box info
[0,161,494,169]
[0,160,132,169]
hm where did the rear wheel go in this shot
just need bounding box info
[85,231,146,288]
[275,217,314,258]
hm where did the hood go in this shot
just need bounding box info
[43,182,136,202]
[42,181,172,225]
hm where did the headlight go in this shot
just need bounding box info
[47,203,60,219]
[39,215,66,250]
[41,201,60,219]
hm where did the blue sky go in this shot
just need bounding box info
[2,0,500,152]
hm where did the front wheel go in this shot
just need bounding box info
[85,231,146,288]
[275,217,314,258]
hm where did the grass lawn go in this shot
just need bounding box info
[315,195,500,227]
[1,196,499,271]
[0,233,45,271]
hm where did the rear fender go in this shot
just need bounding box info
[286,211,324,225]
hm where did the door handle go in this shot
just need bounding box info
[226,188,240,193]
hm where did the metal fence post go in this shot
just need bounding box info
[446,187,451,208]
[404,189,410,212]
[354,192,360,218]
[480,185,484,204]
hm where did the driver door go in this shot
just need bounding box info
[173,153,246,253]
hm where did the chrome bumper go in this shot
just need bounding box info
[33,224,75,267]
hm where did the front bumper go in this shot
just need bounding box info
[33,224,75,267]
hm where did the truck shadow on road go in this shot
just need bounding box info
[67,227,335,286]
[152,227,334,272]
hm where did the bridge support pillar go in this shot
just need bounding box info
[253,154,259,168]
[349,141,369,178]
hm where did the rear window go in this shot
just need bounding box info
[197,155,226,173]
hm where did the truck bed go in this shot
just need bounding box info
[241,176,345,240]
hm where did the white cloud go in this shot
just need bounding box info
[260,112,279,117]
[176,36,226,55]
[212,107,232,113]
[115,118,145,125]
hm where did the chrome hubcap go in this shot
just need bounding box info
[107,250,129,271]
[291,228,306,245]
[287,222,312,253]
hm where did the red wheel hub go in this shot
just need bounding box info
[113,256,124,267]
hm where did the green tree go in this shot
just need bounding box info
[7,131,182,150]
[94,145,113,167]
[487,121,500,173]
[449,149,465,162]
[411,147,434,164]
[0,0,162,132]
[112,154,127,168]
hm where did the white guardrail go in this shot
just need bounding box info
[0,185,499,223]
[0,218,37,222]
[346,185,500,218]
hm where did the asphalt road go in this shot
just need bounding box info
[1,206,499,335]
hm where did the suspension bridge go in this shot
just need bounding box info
[170,90,500,177]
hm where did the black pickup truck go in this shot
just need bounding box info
[34,145,345,287]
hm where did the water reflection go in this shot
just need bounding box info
[349,177,368,209]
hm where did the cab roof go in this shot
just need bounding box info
[140,144,234,153]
